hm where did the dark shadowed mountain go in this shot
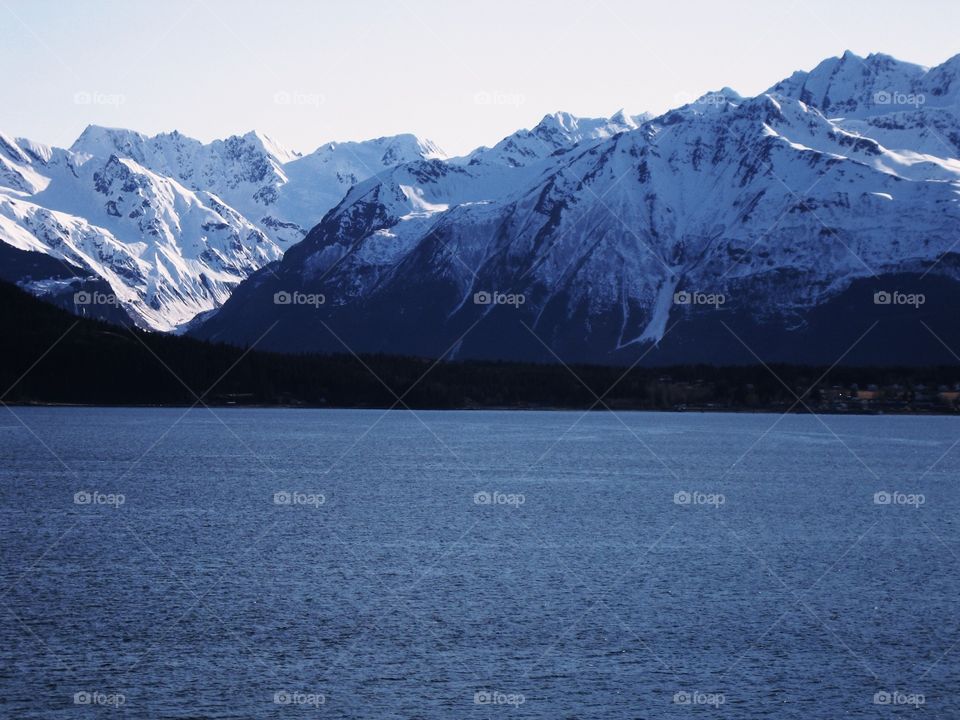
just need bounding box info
[2,278,958,411]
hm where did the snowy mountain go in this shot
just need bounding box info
[0,137,282,330]
[767,50,960,165]
[464,110,650,168]
[195,52,960,366]
[0,126,445,330]
[68,126,446,245]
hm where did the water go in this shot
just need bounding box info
[0,407,958,718]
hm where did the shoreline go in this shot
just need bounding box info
[4,401,957,416]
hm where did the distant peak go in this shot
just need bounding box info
[414,136,447,160]
[241,129,272,144]
[235,130,299,163]
[302,133,445,162]
[70,124,147,156]
[75,124,144,140]
[378,133,447,160]
[683,87,742,111]
[609,108,635,126]
[539,111,578,131]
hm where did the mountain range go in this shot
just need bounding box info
[4,51,960,364]
[0,126,444,329]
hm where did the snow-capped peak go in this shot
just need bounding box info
[608,109,638,130]
[238,129,301,164]
[538,110,580,133]
[70,124,151,161]
[766,50,941,117]
[465,109,649,169]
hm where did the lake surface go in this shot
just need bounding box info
[0,408,958,718]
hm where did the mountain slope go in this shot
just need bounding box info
[68,125,447,245]
[0,126,446,329]
[0,145,282,330]
[195,52,960,366]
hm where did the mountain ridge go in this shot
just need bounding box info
[0,124,452,329]
[193,51,960,366]
[3,51,959,366]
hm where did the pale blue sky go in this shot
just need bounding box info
[2,0,958,155]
